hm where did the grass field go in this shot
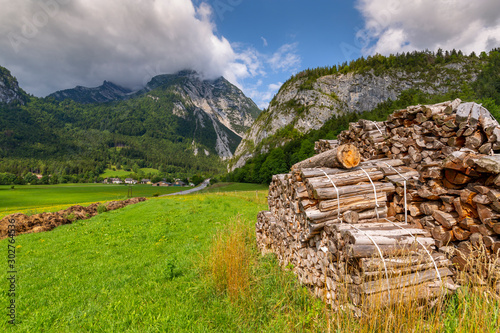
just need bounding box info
[0,184,183,218]
[1,189,499,331]
[199,182,269,193]
[100,167,160,179]
[0,191,276,332]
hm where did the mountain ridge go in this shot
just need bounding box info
[229,52,488,171]
[0,68,260,180]
[0,66,27,105]
[48,81,133,104]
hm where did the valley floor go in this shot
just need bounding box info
[1,190,498,332]
[0,184,185,219]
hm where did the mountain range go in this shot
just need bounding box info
[0,67,260,179]
[1,49,499,182]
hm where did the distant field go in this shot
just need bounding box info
[200,182,269,193]
[100,167,160,179]
[0,184,183,218]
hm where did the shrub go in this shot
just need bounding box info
[97,204,108,214]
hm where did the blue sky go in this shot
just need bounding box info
[0,0,498,108]
[202,0,366,107]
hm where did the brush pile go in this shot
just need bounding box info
[256,99,500,307]
[0,197,147,238]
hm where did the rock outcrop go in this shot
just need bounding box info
[230,61,479,170]
[0,66,25,105]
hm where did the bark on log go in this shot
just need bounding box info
[291,144,361,171]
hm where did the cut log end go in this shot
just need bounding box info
[337,144,361,169]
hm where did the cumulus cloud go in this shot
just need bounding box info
[0,0,258,96]
[356,0,500,55]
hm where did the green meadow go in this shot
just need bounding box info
[100,167,160,179]
[200,182,269,193]
[1,189,499,332]
[0,191,318,332]
[0,184,183,218]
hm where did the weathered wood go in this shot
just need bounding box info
[347,242,431,258]
[474,155,500,174]
[318,192,386,212]
[312,182,395,200]
[305,169,384,190]
[350,277,456,307]
[359,253,448,272]
[432,210,458,229]
[354,266,453,295]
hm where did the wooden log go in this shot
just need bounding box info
[353,267,454,295]
[453,197,479,220]
[305,169,384,190]
[473,155,500,174]
[359,253,448,272]
[312,182,395,200]
[291,144,361,171]
[318,192,387,212]
[432,210,458,229]
[345,235,435,247]
[299,159,404,179]
[476,203,500,224]
[444,169,474,185]
[420,201,442,215]
[465,130,486,150]
[350,277,456,307]
[431,226,454,245]
[452,226,472,241]
[346,242,432,258]
[483,235,500,248]
[343,210,359,224]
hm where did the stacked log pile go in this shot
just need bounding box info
[0,197,147,238]
[256,99,500,307]
[256,145,456,307]
[315,139,338,154]
[335,100,500,288]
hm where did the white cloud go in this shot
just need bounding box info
[261,36,268,47]
[268,43,301,73]
[356,0,500,55]
[0,0,260,96]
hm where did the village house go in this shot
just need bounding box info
[152,181,171,187]
[110,178,123,184]
[141,179,152,184]
[125,178,137,184]
[173,180,186,187]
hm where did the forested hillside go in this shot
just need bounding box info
[227,49,500,184]
[0,70,259,184]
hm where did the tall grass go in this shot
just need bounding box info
[205,221,500,332]
[208,217,254,301]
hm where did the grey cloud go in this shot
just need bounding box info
[0,0,252,96]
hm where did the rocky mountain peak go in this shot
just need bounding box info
[0,66,26,105]
[48,81,132,104]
